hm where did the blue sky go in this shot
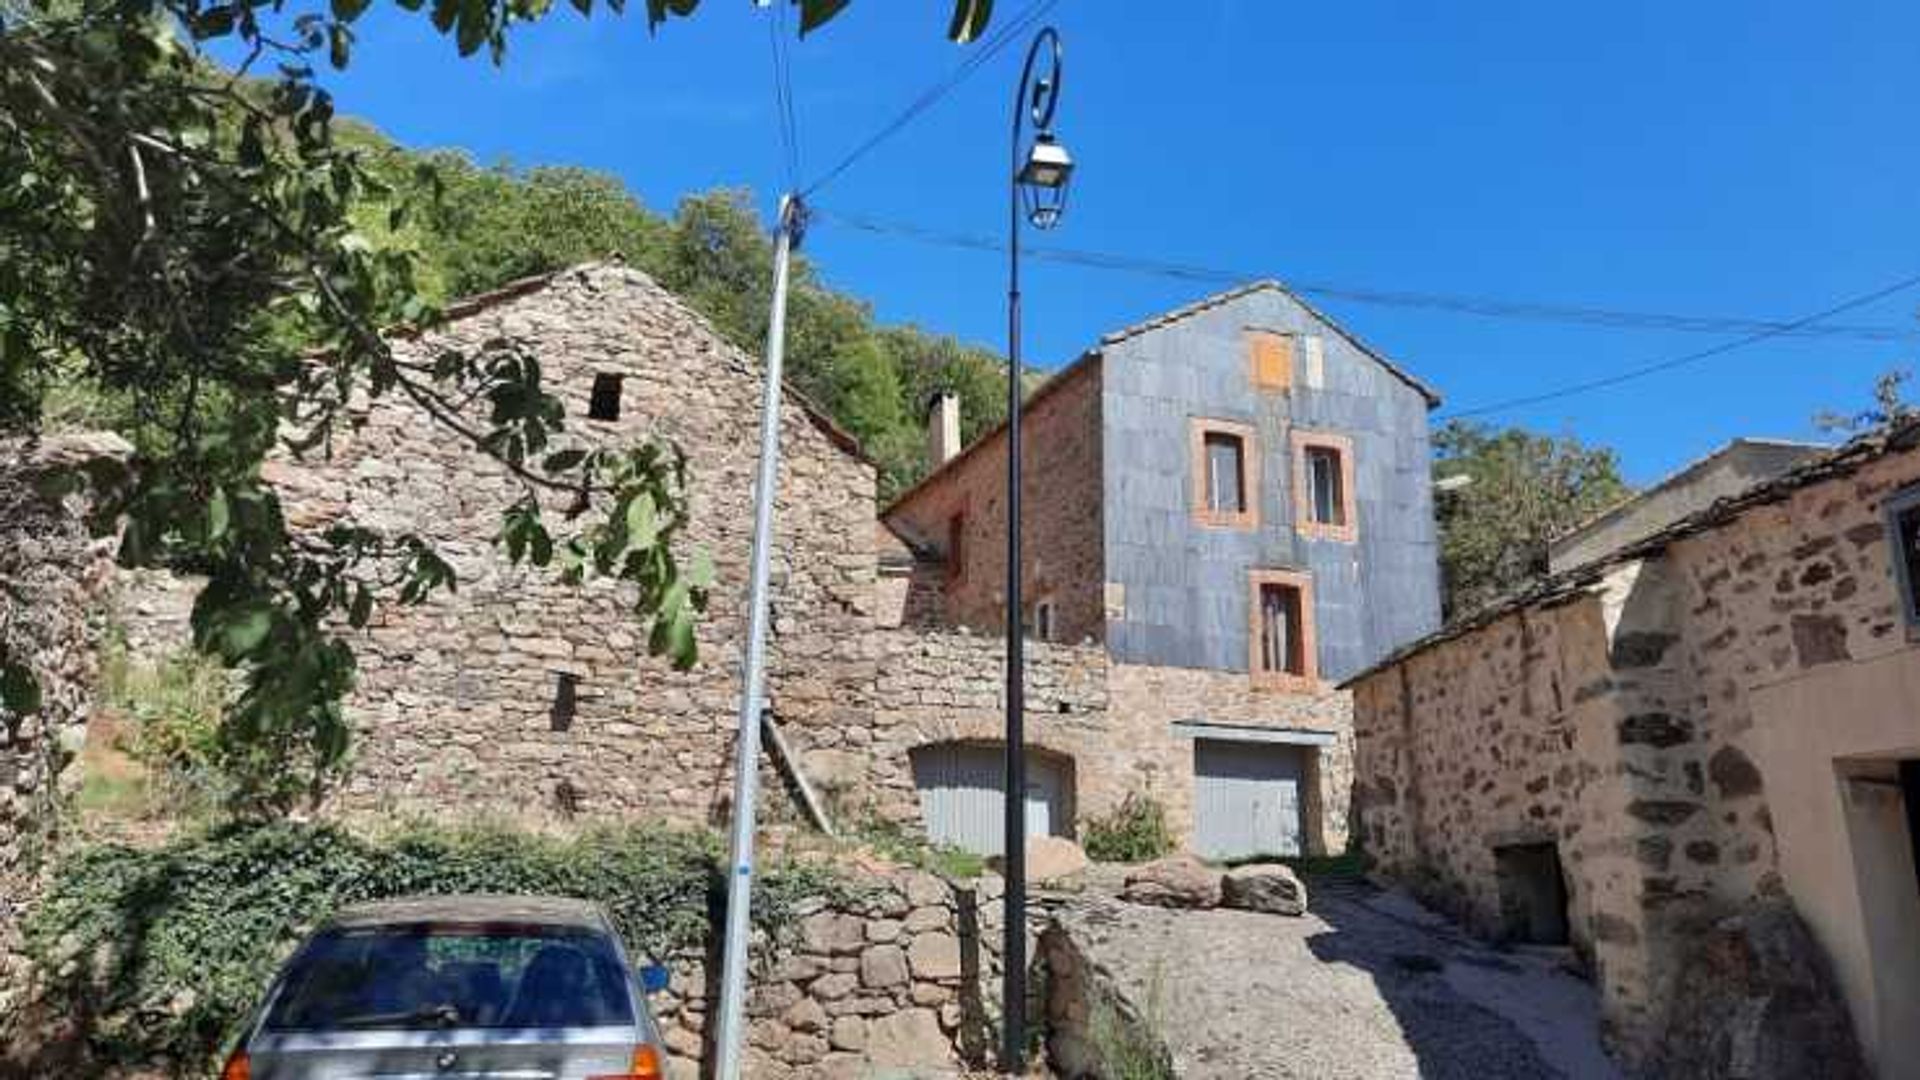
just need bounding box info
[300,0,1920,484]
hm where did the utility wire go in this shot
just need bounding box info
[812,207,1920,345]
[1441,271,1920,419]
[800,0,1060,198]
[765,0,801,190]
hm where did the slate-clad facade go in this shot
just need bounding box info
[1097,285,1441,680]
[885,282,1443,858]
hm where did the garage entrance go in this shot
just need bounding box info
[1192,738,1307,859]
[910,742,1074,856]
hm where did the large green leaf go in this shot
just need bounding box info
[798,0,850,36]
[947,0,992,43]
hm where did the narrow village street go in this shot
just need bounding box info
[1052,875,1620,1080]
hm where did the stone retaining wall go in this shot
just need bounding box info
[652,865,1022,1080]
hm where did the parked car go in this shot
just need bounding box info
[220,895,671,1080]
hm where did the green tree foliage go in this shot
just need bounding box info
[0,0,1017,814]
[1432,420,1633,620]
[350,149,1015,499]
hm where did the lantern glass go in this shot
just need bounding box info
[1017,135,1073,230]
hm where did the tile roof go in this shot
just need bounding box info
[1099,280,1443,408]
[1341,417,1920,688]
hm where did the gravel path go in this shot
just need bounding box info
[1050,879,1621,1079]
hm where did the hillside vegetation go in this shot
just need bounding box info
[342,123,1011,500]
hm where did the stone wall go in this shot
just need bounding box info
[1109,663,1355,856]
[0,434,129,1029]
[1351,439,1920,1069]
[837,628,1110,827]
[651,865,1025,1080]
[118,265,885,828]
[883,357,1107,647]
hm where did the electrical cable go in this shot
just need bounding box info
[800,0,1060,198]
[812,207,1920,345]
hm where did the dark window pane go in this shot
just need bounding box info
[1898,505,1920,620]
[1307,447,1344,526]
[1259,584,1304,674]
[589,374,623,421]
[264,926,634,1032]
[1205,433,1245,513]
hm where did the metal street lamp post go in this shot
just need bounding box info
[1003,24,1073,1074]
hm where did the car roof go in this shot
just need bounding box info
[324,894,614,932]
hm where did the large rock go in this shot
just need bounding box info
[1121,854,1221,909]
[1654,898,1868,1080]
[987,835,1091,883]
[863,1007,952,1069]
[1220,863,1308,916]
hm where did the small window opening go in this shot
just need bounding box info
[1306,446,1346,527]
[945,512,966,584]
[1204,432,1247,515]
[1258,583,1306,676]
[1493,842,1571,945]
[1032,599,1056,643]
[588,373,623,421]
[1889,487,1920,626]
[550,671,578,732]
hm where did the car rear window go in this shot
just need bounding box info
[264,923,635,1032]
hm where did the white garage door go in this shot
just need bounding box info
[1193,739,1305,859]
[911,743,1072,856]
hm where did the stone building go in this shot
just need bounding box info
[112,269,1445,869]
[1344,422,1920,1074]
[1547,436,1824,573]
[885,281,1443,859]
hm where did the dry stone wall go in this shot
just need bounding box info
[651,865,1028,1080]
[0,434,129,1027]
[141,265,889,827]
[1351,443,1920,1067]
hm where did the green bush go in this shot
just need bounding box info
[1082,792,1174,864]
[843,813,986,880]
[99,646,231,812]
[22,821,842,1075]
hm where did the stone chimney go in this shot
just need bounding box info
[926,391,962,469]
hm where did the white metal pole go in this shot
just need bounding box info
[712,193,802,1080]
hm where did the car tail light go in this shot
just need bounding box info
[590,1046,663,1079]
[219,1050,251,1080]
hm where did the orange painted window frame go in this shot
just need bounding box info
[1189,417,1260,531]
[1248,568,1318,691]
[1291,429,1358,543]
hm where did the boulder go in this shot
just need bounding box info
[986,835,1091,883]
[1220,863,1308,916]
[863,1007,952,1069]
[1654,898,1868,1080]
[1121,853,1221,909]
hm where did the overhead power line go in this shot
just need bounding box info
[801,0,1060,197]
[764,0,801,189]
[1441,271,1920,419]
[812,208,1920,345]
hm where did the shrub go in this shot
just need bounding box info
[843,813,985,880]
[22,820,842,1075]
[1082,792,1173,864]
[98,646,231,813]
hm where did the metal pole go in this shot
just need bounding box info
[1001,130,1029,1074]
[713,193,804,1080]
[1002,28,1063,1072]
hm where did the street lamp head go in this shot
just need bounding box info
[1018,133,1074,230]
